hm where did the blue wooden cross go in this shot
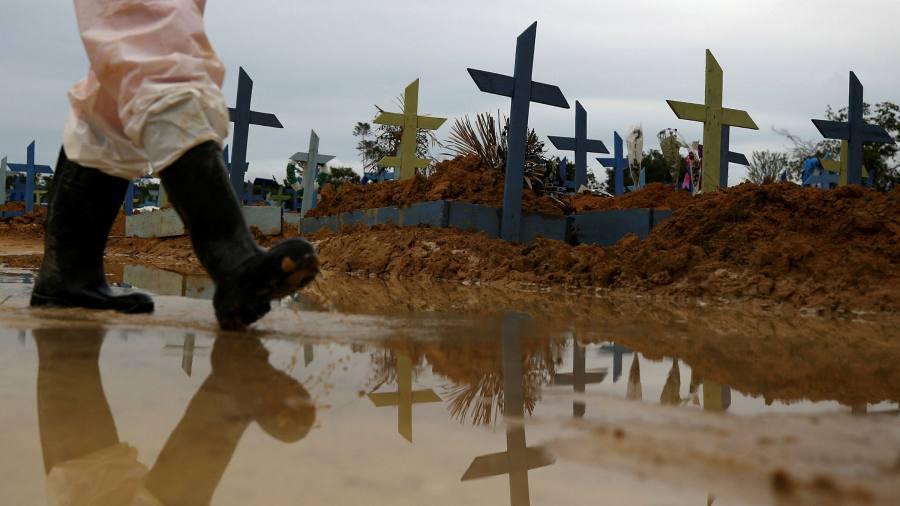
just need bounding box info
[228,67,283,201]
[597,132,627,196]
[468,22,570,242]
[812,72,895,185]
[7,141,53,213]
[718,126,750,188]
[0,156,8,206]
[124,180,136,215]
[549,101,608,191]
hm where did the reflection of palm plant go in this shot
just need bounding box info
[446,112,546,170]
[442,353,553,427]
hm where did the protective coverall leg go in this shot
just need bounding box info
[32,0,319,329]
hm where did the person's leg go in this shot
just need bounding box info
[159,143,319,329]
[31,150,154,313]
[35,326,120,473]
[59,0,318,327]
[145,336,314,503]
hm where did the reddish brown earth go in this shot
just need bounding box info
[3,182,898,313]
[309,156,696,218]
[311,183,900,313]
[310,155,566,217]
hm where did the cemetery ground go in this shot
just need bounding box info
[1,174,899,504]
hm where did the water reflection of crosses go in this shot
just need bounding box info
[549,102,609,191]
[7,141,53,213]
[812,72,896,185]
[303,343,314,367]
[368,354,441,442]
[553,342,607,418]
[374,79,446,181]
[228,67,284,199]
[164,334,208,377]
[597,132,627,196]
[598,343,632,383]
[462,314,555,506]
[667,50,758,193]
[291,130,335,216]
[468,22,569,242]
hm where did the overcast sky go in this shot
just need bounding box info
[2,0,899,185]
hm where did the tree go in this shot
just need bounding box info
[746,150,789,184]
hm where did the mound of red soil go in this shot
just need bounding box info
[309,155,568,218]
[566,183,695,212]
[311,183,900,313]
[0,203,46,238]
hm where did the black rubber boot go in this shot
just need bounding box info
[30,150,154,314]
[159,141,318,330]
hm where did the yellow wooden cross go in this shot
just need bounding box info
[667,50,758,193]
[821,141,870,186]
[368,353,441,442]
[374,79,447,180]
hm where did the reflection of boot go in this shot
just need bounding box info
[31,150,154,313]
[159,142,318,329]
[146,336,314,504]
[34,326,120,472]
[210,336,315,442]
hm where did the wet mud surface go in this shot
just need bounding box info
[0,264,898,505]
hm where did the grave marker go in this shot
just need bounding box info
[368,353,441,442]
[0,156,7,206]
[468,22,570,242]
[7,141,53,213]
[553,342,607,417]
[549,102,608,191]
[228,67,283,200]
[597,132,627,196]
[303,343,314,367]
[374,79,446,180]
[812,72,894,185]
[462,314,555,506]
[821,140,871,187]
[599,343,632,383]
[290,130,335,216]
[719,125,750,188]
[667,50,758,193]
[163,333,207,377]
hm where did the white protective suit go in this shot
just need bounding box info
[63,0,230,180]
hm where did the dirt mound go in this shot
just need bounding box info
[0,204,46,238]
[311,183,900,313]
[310,155,564,217]
[566,183,695,212]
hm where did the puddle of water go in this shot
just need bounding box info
[0,266,898,505]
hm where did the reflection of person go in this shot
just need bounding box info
[36,326,314,505]
[31,1,318,329]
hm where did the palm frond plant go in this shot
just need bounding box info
[446,111,546,171]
